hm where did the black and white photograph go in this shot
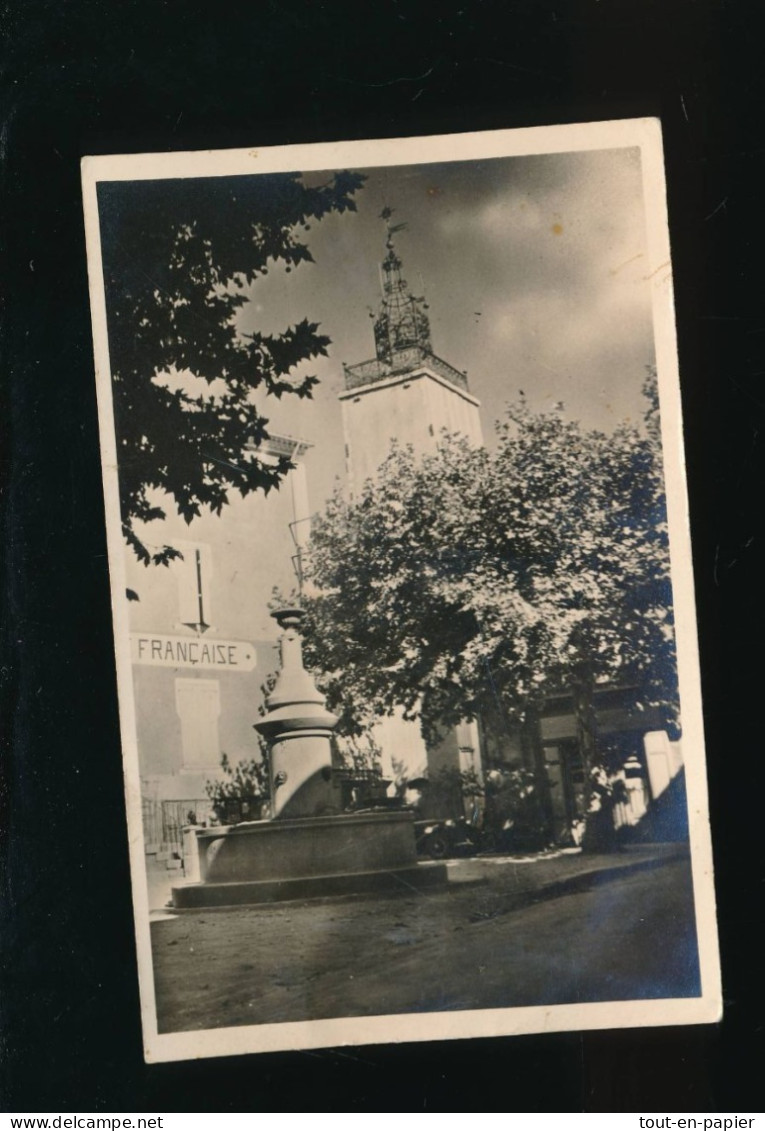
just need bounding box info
[81,119,721,1063]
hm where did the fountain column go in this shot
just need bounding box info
[254,607,339,819]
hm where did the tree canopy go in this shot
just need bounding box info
[299,372,678,764]
[98,170,365,565]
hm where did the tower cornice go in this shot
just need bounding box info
[339,361,480,409]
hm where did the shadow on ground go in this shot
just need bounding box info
[150,844,700,1033]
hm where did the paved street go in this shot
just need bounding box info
[151,846,700,1033]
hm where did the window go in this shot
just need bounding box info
[175,679,221,770]
[170,541,213,631]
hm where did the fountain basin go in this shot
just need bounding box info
[171,809,447,908]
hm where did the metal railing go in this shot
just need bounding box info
[343,348,469,393]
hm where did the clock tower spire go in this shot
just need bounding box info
[373,206,433,365]
[340,206,483,492]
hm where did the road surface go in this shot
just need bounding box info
[152,853,700,1033]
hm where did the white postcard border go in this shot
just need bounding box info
[82,117,721,1064]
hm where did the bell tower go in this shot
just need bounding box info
[338,208,484,805]
[339,208,483,494]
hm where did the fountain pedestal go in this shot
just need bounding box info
[255,607,339,819]
[172,608,446,908]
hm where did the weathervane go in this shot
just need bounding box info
[380,204,408,250]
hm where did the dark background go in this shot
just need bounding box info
[2,0,762,1113]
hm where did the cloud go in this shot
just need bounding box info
[433,148,648,310]
[440,193,546,238]
[233,146,656,456]
[490,308,520,342]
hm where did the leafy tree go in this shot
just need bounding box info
[97,170,365,565]
[483,767,549,852]
[205,749,271,824]
[333,732,384,777]
[299,379,677,821]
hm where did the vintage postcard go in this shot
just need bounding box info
[81,119,721,1063]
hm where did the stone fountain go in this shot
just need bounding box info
[172,608,446,908]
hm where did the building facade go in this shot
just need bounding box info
[127,437,311,856]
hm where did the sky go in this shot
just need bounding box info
[122,144,658,638]
[237,146,655,511]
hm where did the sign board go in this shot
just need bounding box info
[130,633,257,672]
